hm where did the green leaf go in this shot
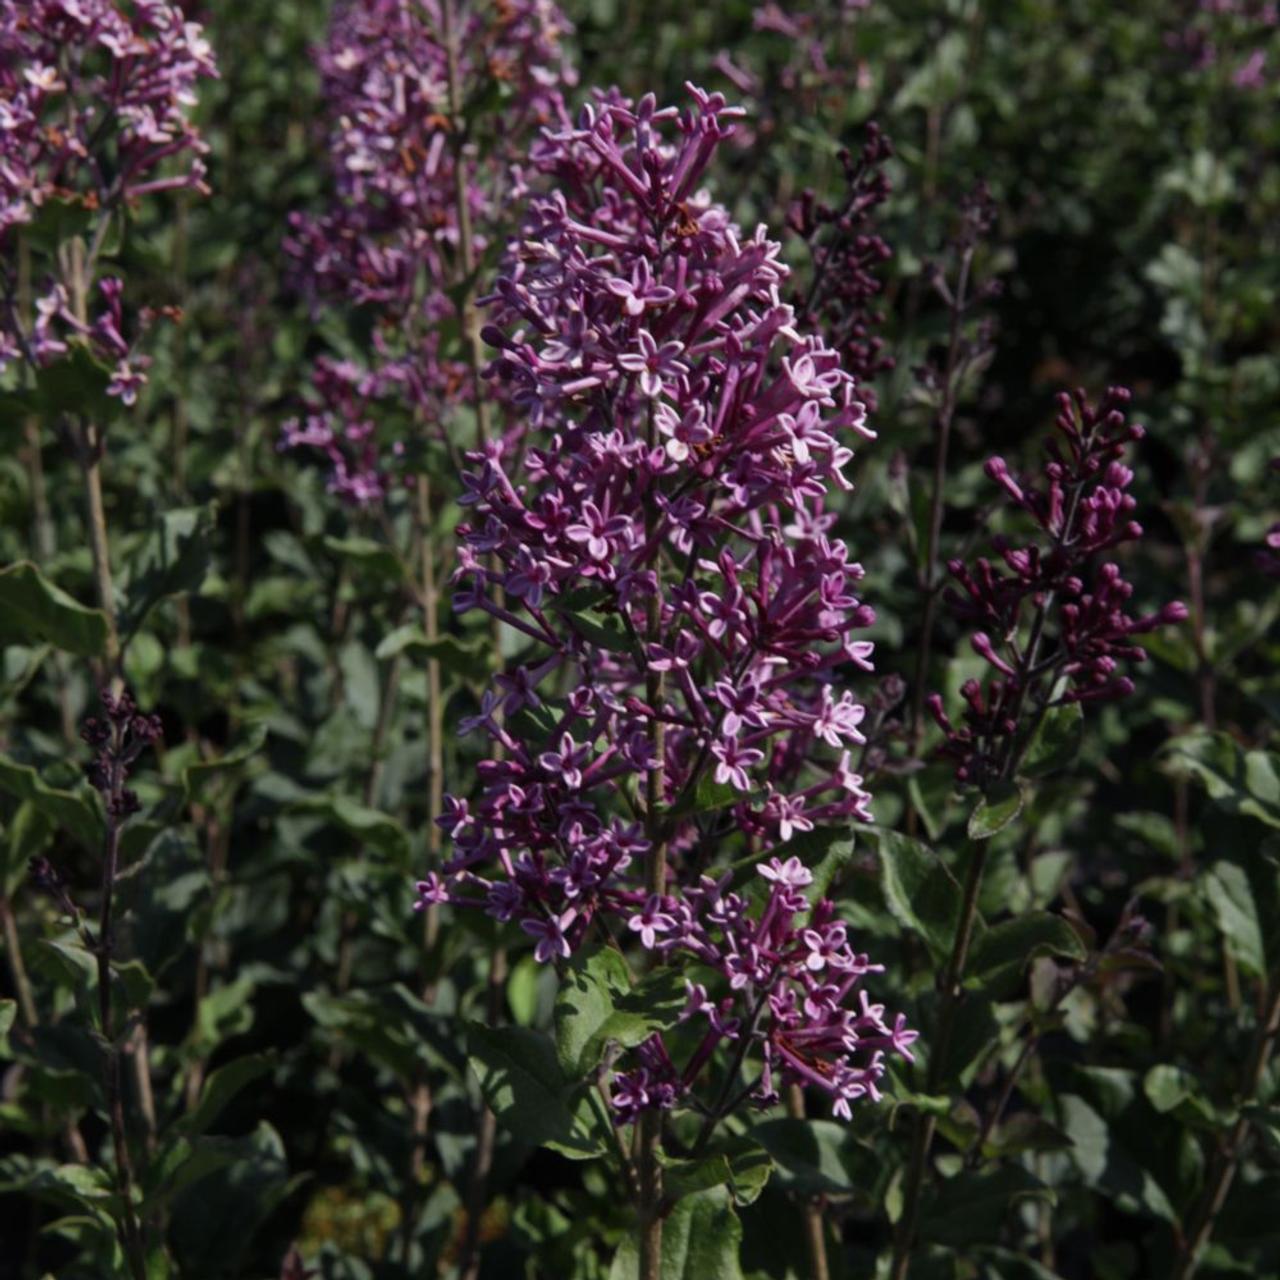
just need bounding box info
[121,504,216,638]
[1020,703,1084,778]
[168,1122,296,1280]
[181,724,268,803]
[0,999,15,1042]
[293,792,411,864]
[553,600,634,653]
[1143,1065,1218,1126]
[870,828,973,960]
[0,561,109,657]
[322,534,403,580]
[554,948,685,1078]
[750,1118,856,1195]
[34,343,116,420]
[555,946,632,1078]
[302,988,450,1081]
[982,1113,1072,1159]
[0,1160,114,1215]
[374,623,427,660]
[374,624,492,679]
[968,912,1087,995]
[189,976,257,1058]
[608,1188,743,1280]
[1204,861,1266,977]
[1058,1094,1177,1222]
[919,1166,1053,1245]
[466,1022,603,1159]
[967,781,1025,840]
[1163,732,1280,829]
[665,774,749,820]
[662,1139,773,1207]
[0,756,104,851]
[22,195,95,251]
[178,1054,276,1138]
[140,1135,247,1214]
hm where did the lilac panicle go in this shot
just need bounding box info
[0,0,218,396]
[419,85,913,1123]
[929,387,1189,788]
[787,122,895,410]
[1166,0,1277,88]
[81,686,163,820]
[280,0,575,503]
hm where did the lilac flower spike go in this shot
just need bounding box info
[930,387,1189,787]
[281,0,575,502]
[0,0,219,395]
[418,85,913,1123]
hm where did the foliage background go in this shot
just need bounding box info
[1,1,1278,1278]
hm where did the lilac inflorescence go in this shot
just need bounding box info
[280,0,574,503]
[82,687,163,820]
[787,122,895,410]
[418,84,913,1122]
[928,387,1189,788]
[0,0,218,394]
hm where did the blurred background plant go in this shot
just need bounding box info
[0,1,1277,1278]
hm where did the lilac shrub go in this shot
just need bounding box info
[281,0,575,502]
[928,387,1189,788]
[420,85,915,1124]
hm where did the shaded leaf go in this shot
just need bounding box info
[121,505,216,638]
[1058,1093,1177,1222]
[608,1188,743,1280]
[968,781,1025,840]
[0,561,109,657]
[1163,732,1280,829]
[1204,861,1266,977]
[750,1118,854,1195]
[0,756,104,851]
[179,1054,276,1138]
[466,1022,602,1159]
[919,1165,1053,1245]
[968,912,1087,996]
[182,723,267,802]
[1020,703,1084,779]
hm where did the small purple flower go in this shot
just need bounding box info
[712,737,766,792]
[521,909,577,964]
[628,894,678,949]
[617,330,689,399]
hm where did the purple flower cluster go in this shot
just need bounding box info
[1166,0,1277,88]
[4,274,174,403]
[928,387,1188,787]
[1261,457,1280,580]
[0,0,217,395]
[419,85,913,1121]
[281,0,574,503]
[0,0,216,235]
[82,687,163,819]
[787,123,894,410]
[609,854,917,1125]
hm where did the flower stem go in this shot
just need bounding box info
[906,244,975,828]
[1171,975,1280,1280]
[890,840,988,1280]
[638,406,668,1280]
[98,792,148,1280]
[787,1083,831,1280]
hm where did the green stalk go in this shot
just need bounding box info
[890,840,988,1280]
